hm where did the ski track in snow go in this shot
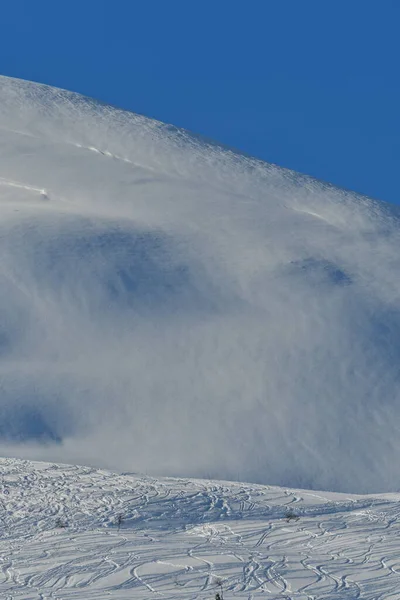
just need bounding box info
[0,177,48,198]
[0,459,400,599]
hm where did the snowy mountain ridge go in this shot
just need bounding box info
[1,75,400,493]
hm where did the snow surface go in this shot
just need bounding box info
[2,457,400,600]
[1,75,400,493]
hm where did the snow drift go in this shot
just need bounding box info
[0,75,400,493]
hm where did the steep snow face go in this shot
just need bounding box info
[0,76,400,493]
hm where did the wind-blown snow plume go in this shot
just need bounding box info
[0,75,400,493]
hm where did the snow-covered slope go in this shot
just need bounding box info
[1,457,400,599]
[1,75,400,493]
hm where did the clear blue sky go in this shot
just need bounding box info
[1,0,400,205]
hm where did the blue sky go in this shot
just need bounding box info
[1,0,400,205]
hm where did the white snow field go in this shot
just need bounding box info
[2,457,400,600]
[1,75,400,494]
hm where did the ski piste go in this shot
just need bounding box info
[0,457,399,599]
